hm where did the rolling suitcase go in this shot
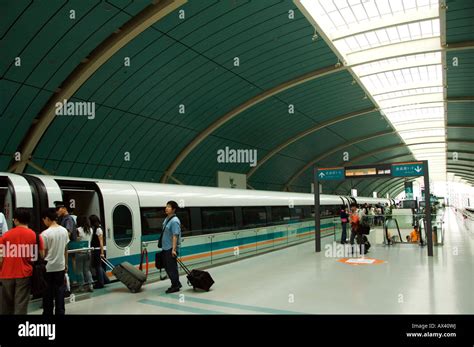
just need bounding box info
[177,258,214,291]
[102,258,146,293]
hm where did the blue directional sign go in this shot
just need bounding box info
[317,167,345,181]
[392,162,424,177]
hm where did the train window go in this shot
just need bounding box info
[141,207,191,236]
[320,205,339,218]
[176,209,191,235]
[310,205,340,218]
[242,207,267,228]
[140,208,166,235]
[271,206,290,224]
[113,204,133,248]
[201,208,235,233]
[290,206,305,220]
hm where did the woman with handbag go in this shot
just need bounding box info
[340,206,349,244]
[76,216,94,292]
[89,215,108,289]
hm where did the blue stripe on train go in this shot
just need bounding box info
[108,223,333,266]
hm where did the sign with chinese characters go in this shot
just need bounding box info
[392,162,424,177]
[317,167,344,181]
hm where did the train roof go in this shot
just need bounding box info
[6,173,390,207]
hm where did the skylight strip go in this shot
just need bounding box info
[353,52,441,76]
[344,37,440,66]
[373,86,443,98]
[297,0,447,182]
[334,19,440,54]
[333,11,439,41]
[377,94,444,108]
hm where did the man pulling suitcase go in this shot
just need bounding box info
[159,201,182,294]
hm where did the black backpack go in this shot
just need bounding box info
[31,233,47,298]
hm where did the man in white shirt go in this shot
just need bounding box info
[40,208,69,315]
[0,212,8,236]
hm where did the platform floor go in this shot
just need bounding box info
[29,208,473,314]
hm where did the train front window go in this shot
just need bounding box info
[112,204,133,248]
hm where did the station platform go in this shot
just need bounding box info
[29,208,473,315]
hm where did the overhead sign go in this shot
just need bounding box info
[346,167,377,177]
[317,167,344,181]
[344,164,392,178]
[392,162,424,177]
[316,161,425,181]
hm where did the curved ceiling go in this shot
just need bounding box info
[1,0,473,196]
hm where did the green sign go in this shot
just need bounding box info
[317,168,344,181]
[392,163,424,177]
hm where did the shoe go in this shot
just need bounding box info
[165,287,180,294]
[93,284,104,289]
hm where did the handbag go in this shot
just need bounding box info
[31,233,47,297]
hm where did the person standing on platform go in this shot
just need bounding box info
[340,206,349,244]
[89,215,108,289]
[41,208,69,315]
[54,201,77,241]
[0,208,43,314]
[160,201,182,294]
[350,204,362,254]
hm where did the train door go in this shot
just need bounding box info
[348,196,357,206]
[95,182,141,262]
[339,197,349,210]
[54,180,104,226]
[25,175,105,235]
[340,196,353,210]
[0,173,34,231]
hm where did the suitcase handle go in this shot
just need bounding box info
[101,257,115,270]
[139,249,149,279]
[176,258,191,275]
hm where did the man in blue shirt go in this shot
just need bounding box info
[161,200,182,293]
[54,201,77,241]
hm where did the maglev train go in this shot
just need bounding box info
[0,172,394,274]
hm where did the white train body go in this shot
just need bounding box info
[0,173,392,275]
